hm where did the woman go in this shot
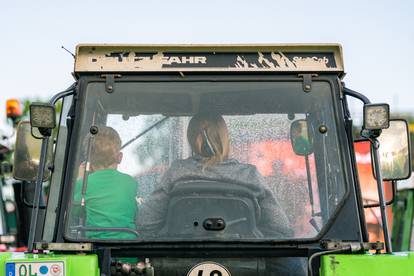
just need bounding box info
[138,113,292,238]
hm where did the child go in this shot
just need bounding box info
[72,126,138,239]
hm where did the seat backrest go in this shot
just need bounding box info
[163,180,263,239]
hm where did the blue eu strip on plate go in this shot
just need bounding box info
[6,263,15,276]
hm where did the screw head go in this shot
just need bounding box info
[204,220,213,228]
[216,219,224,228]
[90,125,99,135]
[319,125,328,134]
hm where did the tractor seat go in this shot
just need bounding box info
[161,180,264,239]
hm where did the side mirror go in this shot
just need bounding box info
[13,121,51,182]
[290,119,313,156]
[375,119,412,181]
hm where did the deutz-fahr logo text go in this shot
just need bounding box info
[101,51,207,68]
[164,55,207,64]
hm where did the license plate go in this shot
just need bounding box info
[6,261,65,276]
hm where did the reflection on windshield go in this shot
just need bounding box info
[66,81,346,241]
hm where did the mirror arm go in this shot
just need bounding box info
[49,83,76,105]
[343,87,371,104]
[363,180,397,208]
[19,183,46,209]
[371,140,393,253]
[27,137,50,252]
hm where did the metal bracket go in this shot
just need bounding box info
[321,240,384,253]
[298,74,318,92]
[101,74,122,93]
[35,242,93,251]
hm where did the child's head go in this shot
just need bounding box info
[90,126,122,170]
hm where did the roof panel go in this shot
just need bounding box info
[75,44,344,74]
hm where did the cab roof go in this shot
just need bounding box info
[74,44,344,75]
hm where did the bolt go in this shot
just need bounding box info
[90,125,99,135]
[319,125,328,134]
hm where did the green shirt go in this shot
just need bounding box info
[73,169,138,239]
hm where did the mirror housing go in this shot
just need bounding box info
[290,119,313,156]
[374,119,412,181]
[13,121,51,182]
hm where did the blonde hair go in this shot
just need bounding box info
[90,126,121,168]
[187,113,230,169]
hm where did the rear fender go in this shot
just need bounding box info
[320,252,414,275]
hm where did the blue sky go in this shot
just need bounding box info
[0,0,413,131]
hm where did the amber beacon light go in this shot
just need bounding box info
[6,99,22,119]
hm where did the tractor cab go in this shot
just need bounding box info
[3,44,414,275]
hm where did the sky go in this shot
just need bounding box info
[0,0,413,133]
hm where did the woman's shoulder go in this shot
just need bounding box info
[156,158,200,189]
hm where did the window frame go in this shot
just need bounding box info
[56,74,357,246]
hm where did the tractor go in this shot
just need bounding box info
[2,44,413,275]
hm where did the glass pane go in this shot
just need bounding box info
[66,81,346,241]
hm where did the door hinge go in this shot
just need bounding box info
[101,74,122,93]
[298,74,318,92]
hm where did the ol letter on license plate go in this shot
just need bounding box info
[6,261,65,276]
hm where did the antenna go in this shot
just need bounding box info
[61,45,75,58]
